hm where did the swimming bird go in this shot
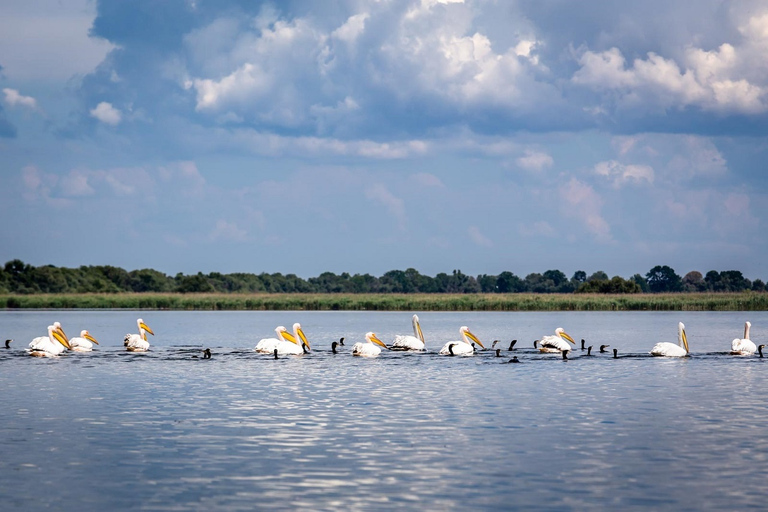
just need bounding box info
[731,321,757,355]
[438,326,485,356]
[4,339,11,349]
[338,337,345,346]
[331,341,339,354]
[391,314,425,351]
[759,345,765,358]
[613,348,618,359]
[125,318,154,352]
[202,348,212,359]
[69,330,99,352]
[586,346,593,356]
[273,323,310,355]
[600,344,610,353]
[533,340,538,349]
[581,339,586,350]
[28,325,71,357]
[508,340,517,351]
[352,332,389,357]
[562,350,569,360]
[495,349,502,357]
[538,328,576,353]
[255,326,291,353]
[509,356,520,363]
[650,322,689,357]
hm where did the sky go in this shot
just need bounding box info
[1,0,767,280]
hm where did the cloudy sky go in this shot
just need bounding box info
[1,0,767,279]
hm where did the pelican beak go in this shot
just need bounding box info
[296,327,310,351]
[52,329,71,349]
[281,331,298,345]
[416,321,424,343]
[682,329,689,353]
[84,332,99,345]
[465,330,485,349]
[56,325,68,341]
[561,332,576,344]
[370,333,389,350]
[140,322,154,336]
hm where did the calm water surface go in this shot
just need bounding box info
[1,311,768,511]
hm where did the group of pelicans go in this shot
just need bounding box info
[12,315,764,361]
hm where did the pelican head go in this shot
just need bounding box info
[80,330,99,345]
[678,322,689,353]
[138,319,154,340]
[277,326,297,344]
[744,321,752,340]
[48,324,71,349]
[412,314,424,342]
[459,326,485,349]
[293,323,310,352]
[365,332,389,350]
[555,328,575,344]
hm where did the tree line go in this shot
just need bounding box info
[0,260,765,295]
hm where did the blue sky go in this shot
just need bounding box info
[1,0,767,279]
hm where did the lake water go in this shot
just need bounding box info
[1,310,767,511]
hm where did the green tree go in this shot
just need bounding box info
[646,265,683,292]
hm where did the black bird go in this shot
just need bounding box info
[508,356,520,363]
[492,340,501,349]
[4,339,12,349]
[495,349,502,357]
[202,348,212,359]
[759,345,765,358]
[613,348,618,359]
[586,346,593,356]
[533,340,539,349]
[448,343,458,356]
[331,341,339,354]
[600,344,610,353]
[338,337,345,346]
[508,340,517,351]
[274,349,279,360]
[562,350,570,360]
[581,339,586,350]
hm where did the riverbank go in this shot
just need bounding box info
[1,292,767,311]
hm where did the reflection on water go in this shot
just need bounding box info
[1,311,768,510]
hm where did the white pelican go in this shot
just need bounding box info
[273,323,311,355]
[391,314,425,351]
[125,318,154,352]
[69,330,99,352]
[255,326,291,353]
[538,328,576,353]
[352,332,389,357]
[731,321,757,355]
[28,324,71,357]
[438,326,485,356]
[650,322,689,357]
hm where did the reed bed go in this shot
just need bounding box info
[1,292,767,311]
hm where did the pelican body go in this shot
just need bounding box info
[69,330,99,352]
[731,321,756,355]
[538,328,576,353]
[125,318,154,352]
[28,325,71,357]
[273,323,311,355]
[352,332,389,357]
[438,326,485,356]
[255,326,291,353]
[391,314,426,351]
[650,322,689,357]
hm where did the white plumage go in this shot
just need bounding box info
[538,327,576,353]
[28,324,71,357]
[438,326,485,356]
[69,330,99,352]
[391,314,426,351]
[650,322,689,357]
[731,321,756,355]
[255,326,291,353]
[273,323,311,355]
[352,332,389,357]
[125,318,154,352]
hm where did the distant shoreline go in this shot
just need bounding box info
[1,292,767,311]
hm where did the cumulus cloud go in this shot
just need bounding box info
[558,178,611,241]
[90,101,122,125]
[209,219,248,242]
[3,88,37,109]
[516,150,553,171]
[409,172,445,188]
[594,160,654,187]
[468,225,493,247]
[365,183,407,230]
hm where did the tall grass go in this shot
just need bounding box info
[1,292,767,311]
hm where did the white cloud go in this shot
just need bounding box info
[666,136,728,179]
[365,183,407,230]
[516,150,553,171]
[90,102,122,125]
[519,220,556,238]
[3,88,37,109]
[559,178,611,241]
[468,225,493,247]
[60,170,96,197]
[409,172,445,188]
[209,219,248,242]
[158,161,206,197]
[332,13,369,44]
[594,160,654,187]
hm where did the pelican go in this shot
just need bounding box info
[650,322,689,357]
[273,323,310,355]
[391,314,425,351]
[125,318,154,352]
[438,326,485,356]
[538,328,576,353]
[69,330,99,352]
[731,321,756,355]
[28,325,71,357]
[255,326,290,353]
[352,332,389,357]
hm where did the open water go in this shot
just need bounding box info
[1,310,767,511]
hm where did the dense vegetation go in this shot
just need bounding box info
[0,260,764,295]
